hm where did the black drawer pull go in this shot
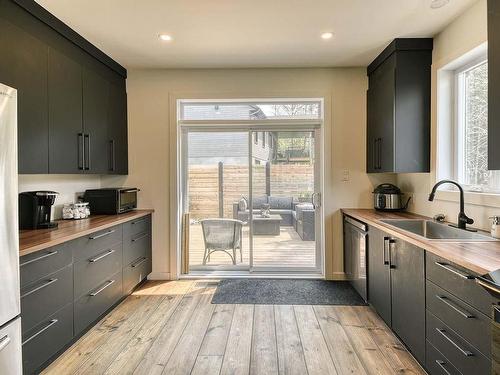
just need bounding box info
[436,295,474,319]
[131,217,147,225]
[89,280,115,297]
[0,335,11,352]
[132,233,149,243]
[20,250,58,267]
[435,328,474,357]
[131,257,147,268]
[435,360,452,375]
[21,278,58,299]
[435,262,474,280]
[22,319,58,345]
[89,229,115,240]
[89,249,115,263]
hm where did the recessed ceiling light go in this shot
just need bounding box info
[321,32,334,40]
[158,34,172,41]
[430,0,449,9]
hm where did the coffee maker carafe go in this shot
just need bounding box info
[19,191,59,229]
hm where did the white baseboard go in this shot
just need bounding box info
[147,272,172,280]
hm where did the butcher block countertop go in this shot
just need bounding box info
[19,209,154,257]
[342,208,500,275]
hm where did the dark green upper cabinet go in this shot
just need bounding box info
[0,0,128,175]
[488,0,500,170]
[108,81,128,174]
[48,48,83,174]
[366,38,433,173]
[83,68,111,174]
[0,17,49,174]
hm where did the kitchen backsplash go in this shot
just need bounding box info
[18,175,101,220]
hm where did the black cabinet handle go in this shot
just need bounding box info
[78,133,85,170]
[131,257,148,268]
[89,229,115,240]
[377,137,382,169]
[20,250,58,267]
[21,278,58,298]
[89,249,115,263]
[373,138,378,170]
[388,239,396,268]
[22,319,58,345]
[435,295,474,319]
[84,133,91,170]
[435,262,474,280]
[435,360,452,375]
[109,140,116,172]
[383,237,390,265]
[89,280,115,297]
[435,328,474,357]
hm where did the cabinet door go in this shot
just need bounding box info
[367,226,391,326]
[107,81,128,174]
[390,239,425,364]
[0,19,48,173]
[367,54,395,173]
[48,48,84,173]
[83,68,109,174]
[489,0,500,169]
[366,88,378,173]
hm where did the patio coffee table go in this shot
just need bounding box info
[252,214,282,235]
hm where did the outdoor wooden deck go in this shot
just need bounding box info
[188,224,316,268]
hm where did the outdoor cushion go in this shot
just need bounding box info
[269,196,293,209]
[243,195,268,209]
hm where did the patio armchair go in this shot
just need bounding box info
[200,218,245,265]
[293,203,315,241]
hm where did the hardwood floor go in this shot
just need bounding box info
[43,280,426,375]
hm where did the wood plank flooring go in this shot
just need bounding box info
[43,280,426,375]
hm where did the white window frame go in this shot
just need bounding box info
[453,56,491,192]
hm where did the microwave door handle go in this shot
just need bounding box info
[122,189,141,193]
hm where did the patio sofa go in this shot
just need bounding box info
[232,195,297,226]
[292,203,315,241]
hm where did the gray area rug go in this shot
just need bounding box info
[211,279,367,305]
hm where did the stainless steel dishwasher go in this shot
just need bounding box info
[343,215,368,301]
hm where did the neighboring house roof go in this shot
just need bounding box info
[183,104,266,120]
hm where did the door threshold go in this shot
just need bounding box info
[179,271,325,279]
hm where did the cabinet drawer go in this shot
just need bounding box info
[426,340,462,375]
[20,244,72,287]
[123,232,151,266]
[426,310,490,375]
[426,252,498,315]
[74,270,122,335]
[74,243,122,299]
[73,225,123,261]
[123,256,151,296]
[427,279,491,358]
[21,265,73,334]
[123,215,151,239]
[22,303,73,375]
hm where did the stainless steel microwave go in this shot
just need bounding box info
[83,188,140,214]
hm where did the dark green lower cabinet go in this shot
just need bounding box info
[20,215,152,374]
[367,226,425,364]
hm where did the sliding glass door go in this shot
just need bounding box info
[179,99,323,274]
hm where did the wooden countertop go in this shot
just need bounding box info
[19,209,154,257]
[342,208,500,275]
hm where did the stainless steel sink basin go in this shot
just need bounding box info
[380,219,498,242]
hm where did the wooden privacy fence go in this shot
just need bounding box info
[188,163,314,220]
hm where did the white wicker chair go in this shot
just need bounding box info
[200,219,245,265]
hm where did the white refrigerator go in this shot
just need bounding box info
[0,83,22,374]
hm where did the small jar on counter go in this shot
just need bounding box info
[490,216,500,239]
[62,202,91,220]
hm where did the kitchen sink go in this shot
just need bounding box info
[380,219,499,242]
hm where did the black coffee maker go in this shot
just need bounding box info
[19,191,59,229]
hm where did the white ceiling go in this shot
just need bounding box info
[36,0,479,69]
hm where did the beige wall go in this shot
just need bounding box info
[106,68,395,279]
[397,0,493,230]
